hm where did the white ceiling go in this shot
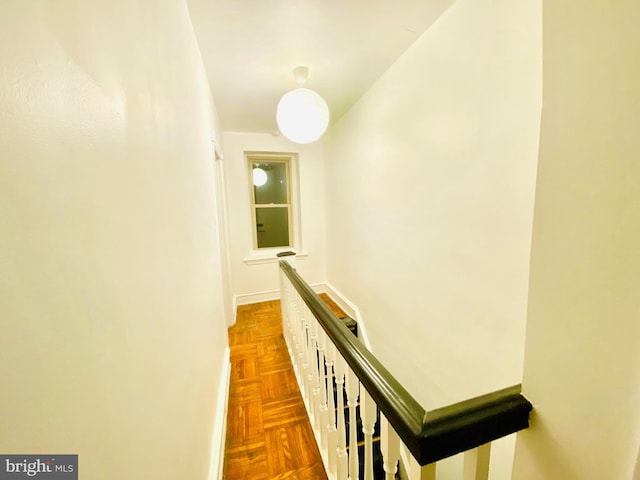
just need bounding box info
[187,0,455,134]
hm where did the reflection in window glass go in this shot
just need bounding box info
[253,162,288,204]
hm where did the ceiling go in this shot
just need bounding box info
[187,0,455,134]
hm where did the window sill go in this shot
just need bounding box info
[243,250,308,265]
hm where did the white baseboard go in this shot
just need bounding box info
[323,282,372,350]
[230,296,237,328]
[234,289,280,307]
[233,283,327,313]
[309,282,327,294]
[208,347,231,480]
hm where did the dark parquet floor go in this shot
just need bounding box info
[223,295,346,479]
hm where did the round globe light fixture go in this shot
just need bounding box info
[253,167,267,187]
[276,66,330,144]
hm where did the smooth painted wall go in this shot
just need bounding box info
[222,132,326,306]
[325,0,541,411]
[0,2,228,479]
[324,1,541,477]
[512,2,640,479]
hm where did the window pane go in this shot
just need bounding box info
[253,162,288,204]
[256,207,289,248]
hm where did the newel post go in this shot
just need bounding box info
[276,250,297,269]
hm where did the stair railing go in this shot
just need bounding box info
[278,256,532,480]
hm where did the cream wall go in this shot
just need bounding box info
[512,2,640,479]
[324,1,541,477]
[222,132,326,308]
[0,2,228,479]
[325,0,541,411]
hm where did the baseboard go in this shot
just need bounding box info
[233,283,327,312]
[323,282,372,350]
[230,295,237,328]
[208,346,231,480]
[309,282,327,294]
[234,289,280,307]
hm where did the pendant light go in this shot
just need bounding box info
[276,66,330,144]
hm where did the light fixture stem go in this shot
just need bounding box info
[293,65,309,86]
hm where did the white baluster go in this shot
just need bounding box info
[463,443,491,480]
[326,342,338,477]
[345,367,360,480]
[300,307,311,405]
[309,311,322,431]
[317,329,329,454]
[334,355,349,479]
[304,307,315,419]
[360,387,377,480]
[380,414,400,480]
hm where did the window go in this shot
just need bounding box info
[247,153,297,250]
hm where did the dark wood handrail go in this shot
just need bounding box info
[279,260,532,466]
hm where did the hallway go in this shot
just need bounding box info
[223,300,327,479]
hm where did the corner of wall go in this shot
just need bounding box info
[323,282,372,350]
[207,346,231,480]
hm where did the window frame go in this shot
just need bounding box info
[245,152,301,258]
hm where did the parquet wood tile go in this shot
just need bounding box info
[226,400,265,449]
[230,357,259,382]
[261,369,300,402]
[264,421,322,474]
[223,299,328,479]
[228,378,261,404]
[262,397,309,430]
[268,465,327,480]
[224,442,269,480]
